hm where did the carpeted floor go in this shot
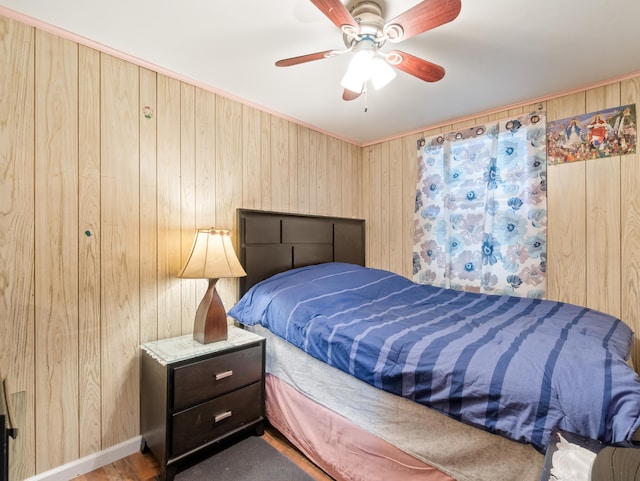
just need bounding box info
[175,435,315,481]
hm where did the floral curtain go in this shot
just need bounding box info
[413,112,547,297]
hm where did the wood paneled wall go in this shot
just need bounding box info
[363,84,640,366]
[0,16,362,479]
[2,11,640,481]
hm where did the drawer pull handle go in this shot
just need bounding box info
[215,370,233,381]
[214,411,232,423]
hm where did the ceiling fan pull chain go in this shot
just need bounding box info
[364,86,368,113]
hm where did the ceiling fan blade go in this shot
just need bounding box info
[310,0,358,31]
[386,50,445,82]
[275,49,337,67]
[342,88,362,101]
[385,0,461,42]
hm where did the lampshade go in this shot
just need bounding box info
[370,57,396,90]
[177,228,246,344]
[177,228,246,280]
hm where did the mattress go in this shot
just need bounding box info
[265,374,454,481]
[247,324,544,481]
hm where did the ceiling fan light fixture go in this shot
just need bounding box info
[341,42,395,93]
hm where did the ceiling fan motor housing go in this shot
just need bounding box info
[343,1,387,47]
[351,1,384,34]
[343,1,405,46]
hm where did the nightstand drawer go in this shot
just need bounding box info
[173,345,263,410]
[171,381,262,457]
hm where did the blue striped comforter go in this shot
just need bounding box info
[228,262,640,452]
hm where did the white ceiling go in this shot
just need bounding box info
[1,0,640,146]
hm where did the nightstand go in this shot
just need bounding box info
[140,325,265,481]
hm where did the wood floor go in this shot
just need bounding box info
[73,424,334,481]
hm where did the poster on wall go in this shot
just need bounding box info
[546,104,636,165]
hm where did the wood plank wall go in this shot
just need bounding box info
[0,16,362,479]
[1,12,640,480]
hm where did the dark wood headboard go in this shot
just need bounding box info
[237,209,365,297]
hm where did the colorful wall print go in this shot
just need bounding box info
[546,104,636,165]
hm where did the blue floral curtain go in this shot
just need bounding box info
[413,112,547,297]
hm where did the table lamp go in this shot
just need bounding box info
[177,228,246,344]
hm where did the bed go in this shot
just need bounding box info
[228,209,640,481]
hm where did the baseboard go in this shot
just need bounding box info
[23,436,142,481]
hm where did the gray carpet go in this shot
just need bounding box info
[175,435,316,481]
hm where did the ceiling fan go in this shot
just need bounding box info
[275,0,462,101]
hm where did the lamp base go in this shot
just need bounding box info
[193,278,228,344]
